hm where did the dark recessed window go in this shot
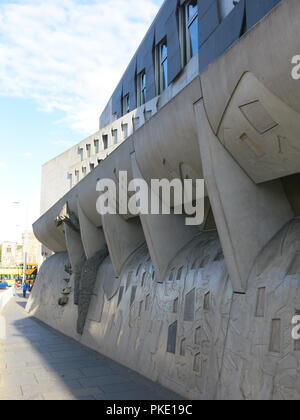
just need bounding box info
[94,139,99,154]
[137,70,147,107]
[156,40,168,94]
[102,134,108,150]
[122,93,131,115]
[185,0,199,61]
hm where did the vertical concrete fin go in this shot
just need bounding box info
[101,214,145,277]
[64,224,86,305]
[77,248,108,335]
[194,100,293,293]
[77,200,106,259]
[131,153,198,282]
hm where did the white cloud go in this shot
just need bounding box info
[0,0,162,135]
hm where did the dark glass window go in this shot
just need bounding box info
[137,70,147,106]
[186,0,198,60]
[122,93,130,115]
[159,41,168,93]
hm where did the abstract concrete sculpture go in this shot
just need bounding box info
[27,0,300,399]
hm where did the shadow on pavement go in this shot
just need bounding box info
[2,299,180,401]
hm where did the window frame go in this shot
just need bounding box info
[122,93,131,115]
[136,70,147,107]
[185,0,199,61]
[179,0,199,65]
[155,39,168,95]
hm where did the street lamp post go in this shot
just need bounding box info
[12,202,27,285]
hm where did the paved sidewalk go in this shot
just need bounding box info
[0,296,181,400]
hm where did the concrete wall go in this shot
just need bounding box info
[0,288,13,313]
[29,0,300,400]
[27,219,300,400]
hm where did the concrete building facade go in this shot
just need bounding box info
[0,242,22,267]
[28,0,300,400]
[1,233,40,268]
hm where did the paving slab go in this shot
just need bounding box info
[0,297,181,401]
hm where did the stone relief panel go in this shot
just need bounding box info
[28,220,300,399]
[80,231,232,399]
[217,219,300,400]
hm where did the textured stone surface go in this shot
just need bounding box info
[27,231,232,399]
[77,248,108,335]
[27,220,300,399]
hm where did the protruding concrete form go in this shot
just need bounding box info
[77,248,108,335]
[77,201,106,260]
[101,214,145,277]
[131,153,199,282]
[194,100,293,292]
[64,224,86,305]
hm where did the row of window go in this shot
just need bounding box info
[121,0,240,116]
[122,0,199,116]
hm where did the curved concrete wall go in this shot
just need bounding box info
[29,0,300,400]
[28,230,233,399]
[28,219,300,399]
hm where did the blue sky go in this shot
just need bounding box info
[0,0,164,242]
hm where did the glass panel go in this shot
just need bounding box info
[142,73,146,90]
[162,59,168,90]
[188,16,198,57]
[123,94,130,114]
[161,43,168,60]
[138,72,146,105]
[187,0,198,23]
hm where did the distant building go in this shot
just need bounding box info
[0,232,40,267]
[0,242,21,267]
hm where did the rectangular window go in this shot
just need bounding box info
[86,144,91,158]
[94,139,99,154]
[137,70,147,107]
[185,0,199,61]
[78,148,84,162]
[68,173,73,189]
[112,129,118,145]
[156,40,168,94]
[122,123,128,140]
[179,0,199,65]
[122,93,131,115]
[102,134,108,150]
